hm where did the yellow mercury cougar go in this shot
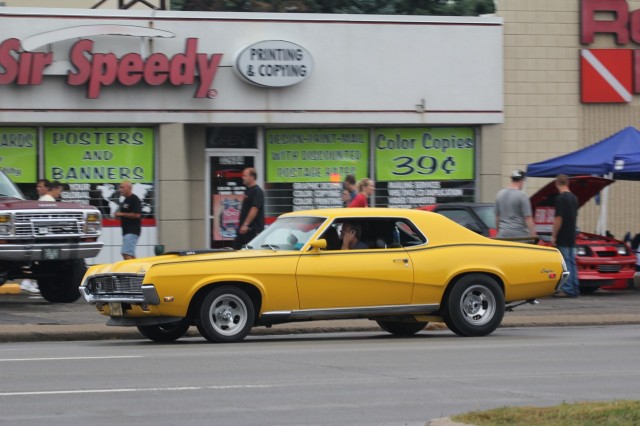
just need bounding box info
[80,208,568,343]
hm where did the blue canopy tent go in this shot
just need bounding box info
[526,126,640,180]
[526,126,640,234]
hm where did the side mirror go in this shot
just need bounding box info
[308,239,327,251]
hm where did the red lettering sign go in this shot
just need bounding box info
[0,38,53,85]
[0,37,222,99]
[581,0,640,45]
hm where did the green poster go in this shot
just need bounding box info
[43,127,154,183]
[266,128,369,183]
[375,127,476,181]
[0,127,38,183]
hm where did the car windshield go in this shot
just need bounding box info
[245,216,326,251]
[474,205,496,229]
[0,171,25,199]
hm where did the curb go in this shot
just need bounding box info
[2,315,640,343]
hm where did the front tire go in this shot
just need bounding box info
[443,274,504,337]
[376,319,427,336]
[137,319,191,342]
[198,286,255,343]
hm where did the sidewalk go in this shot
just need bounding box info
[1,285,639,343]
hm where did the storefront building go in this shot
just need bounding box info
[0,7,503,263]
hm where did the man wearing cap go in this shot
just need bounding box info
[495,169,537,239]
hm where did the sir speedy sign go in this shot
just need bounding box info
[0,30,223,99]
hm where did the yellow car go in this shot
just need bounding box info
[80,208,568,343]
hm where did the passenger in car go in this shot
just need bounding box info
[340,222,369,250]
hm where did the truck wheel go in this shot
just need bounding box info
[38,260,86,303]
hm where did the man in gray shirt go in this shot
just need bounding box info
[495,169,537,239]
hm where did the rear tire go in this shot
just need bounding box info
[137,319,191,342]
[376,320,427,336]
[443,274,504,337]
[37,260,86,303]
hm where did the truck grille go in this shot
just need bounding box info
[597,265,622,273]
[14,211,84,237]
[86,274,144,295]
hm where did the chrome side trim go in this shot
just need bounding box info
[106,316,184,327]
[261,304,439,321]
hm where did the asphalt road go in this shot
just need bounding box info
[1,325,639,426]
[1,286,639,342]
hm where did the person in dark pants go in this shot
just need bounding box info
[233,168,264,250]
[116,181,142,260]
[552,174,580,298]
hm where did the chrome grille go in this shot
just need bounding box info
[87,274,144,295]
[14,212,85,238]
[597,265,621,273]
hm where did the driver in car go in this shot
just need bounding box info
[341,222,368,250]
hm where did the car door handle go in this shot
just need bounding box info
[393,258,409,266]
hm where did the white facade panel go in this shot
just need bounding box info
[0,8,503,125]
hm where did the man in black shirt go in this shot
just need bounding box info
[116,181,142,260]
[552,174,579,298]
[233,168,264,250]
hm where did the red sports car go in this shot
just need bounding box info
[419,176,635,293]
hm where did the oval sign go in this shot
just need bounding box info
[234,40,313,88]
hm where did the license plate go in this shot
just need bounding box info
[109,303,123,317]
[42,248,60,260]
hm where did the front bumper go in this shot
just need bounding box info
[0,241,103,261]
[80,283,160,305]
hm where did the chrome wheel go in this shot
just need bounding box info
[208,293,248,336]
[459,284,496,326]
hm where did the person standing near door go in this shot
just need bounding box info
[233,167,264,250]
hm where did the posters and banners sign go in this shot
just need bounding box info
[0,127,37,183]
[43,127,155,218]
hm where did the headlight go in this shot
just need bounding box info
[616,245,629,255]
[85,211,102,234]
[0,214,13,236]
[576,245,590,256]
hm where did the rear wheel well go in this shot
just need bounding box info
[187,281,262,325]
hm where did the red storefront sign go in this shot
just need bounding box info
[0,37,222,99]
[580,0,640,103]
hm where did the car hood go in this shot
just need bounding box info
[85,248,288,275]
[529,175,613,209]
